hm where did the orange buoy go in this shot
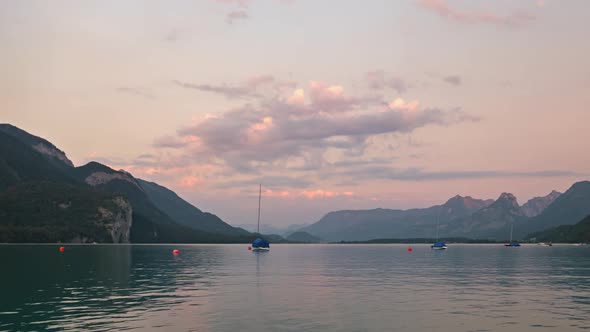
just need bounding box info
[173,249,180,255]
[59,246,65,252]
[407,247,413,252]
[248,246,252,250]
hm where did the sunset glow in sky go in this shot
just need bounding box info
[2,0,589,226]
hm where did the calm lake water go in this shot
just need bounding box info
[1,244,590,332]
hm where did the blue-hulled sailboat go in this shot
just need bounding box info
[251,184,270,252]
[504,222,520,247]
[431,207,447,250]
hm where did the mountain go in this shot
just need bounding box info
[443,195,495,216]
[0,125,131,243]
[527,215,590,243]
[521,190,561,217]
[0,124,253,243]
[300,195,493,242]
[0,124,74,168]
[137,179,248,236]
[286,231,321,243]
[0,128,75,189]
[0,181,132,243]
[235,223,309,237]
[517,181,590,237]
[301,184,590,242]
[444,193,528,240]
[74,162,250,243]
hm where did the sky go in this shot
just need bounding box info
[1,0,589,227]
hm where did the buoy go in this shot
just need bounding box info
[59,246,65,252]
[407,247,413,252]
[173,249,180,255]
[248,246,252,250]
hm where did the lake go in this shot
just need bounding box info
[1,244,589,331]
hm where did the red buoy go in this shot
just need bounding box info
[173,249,180,255]
[407,247,413,252]
[59,246,65,252]
[248,246,252,250]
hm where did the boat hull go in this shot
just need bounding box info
[431,246,447,250]
[252,247,270,252]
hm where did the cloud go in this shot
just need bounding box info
[215,0,251,7]
[308,80,381,111]
[443,75,462,86]
[173,80,259,99]
[417,0,536,27]
[365,70,408,94]
[179,176,203,188]
[164,29,181,42]
[300,190,354,200]
[214,0,294,24]
[173,76,294,99]
[226,10,249,24]
[117,87,155,99]
[337,167,582,181]
[153,135,199,149]
[215,175,313,190]
[162,79,476,174]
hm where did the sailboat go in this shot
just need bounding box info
[504,222,521,247]
[251,184,270,252]
[431,206,447,250]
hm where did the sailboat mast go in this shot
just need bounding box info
[257,184,262,234]
[435,206,440,241]
[510,222,513,242]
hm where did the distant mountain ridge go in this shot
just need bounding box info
[527,215,590,243]
[443,192,527,239]
[286,231,321,243]
[521,190,561,217]
[300,195,494,241]
[517,181,590,238]
[235,223,309,237]
[300,186,587,242]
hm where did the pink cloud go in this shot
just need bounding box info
[226,10,249,24]
[262,189,291,198]
[301,190,355,200]
[417,0,536,27]
[173,75,295,99]
[365,70,408,93]
[165,75,474,174]
[215,0,295,24]
[215,0,251,8]
[179,176,203,188]
[308,80,380,112]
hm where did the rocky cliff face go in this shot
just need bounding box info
[445,192,528,239]
[521,190,561,217]
[486,193,523,213]
[98,196,133,243]
[441,195,494,218]
[33,143,74,167]
[85,171,143,190]
[0,123,74,167]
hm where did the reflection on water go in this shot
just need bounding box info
[1,244,589,331]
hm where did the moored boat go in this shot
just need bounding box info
[431,241,447,250]
[251,184,270,252]
[504,222,520,247]
[431,207,447,250]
